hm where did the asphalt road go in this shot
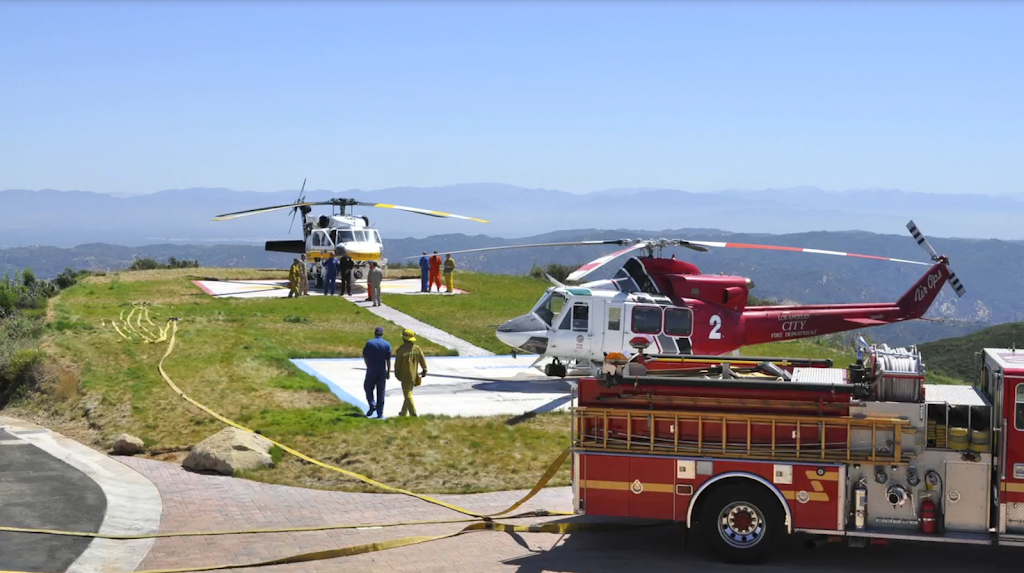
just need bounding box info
[502,522,1022,573]
[0,429,106,572]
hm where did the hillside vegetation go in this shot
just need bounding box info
[920,322,1024,382]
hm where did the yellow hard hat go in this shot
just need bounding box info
[402,329,416,341]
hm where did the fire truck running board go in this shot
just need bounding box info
[803,528,994,546]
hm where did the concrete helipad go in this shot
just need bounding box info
[291,355,574,418]
[193,278,466,299]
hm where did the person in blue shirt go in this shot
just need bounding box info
[362,326,392,418]
[323,253,339,295]
[418,251,429,293]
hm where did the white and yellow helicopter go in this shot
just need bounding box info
[214,179,489,286]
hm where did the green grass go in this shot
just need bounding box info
[383,272,551,354]
[12,268,571,493]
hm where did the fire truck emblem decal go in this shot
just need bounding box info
[631,479,644,494]
[796,491,810,504]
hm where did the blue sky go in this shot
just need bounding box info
[1,1,1022,196]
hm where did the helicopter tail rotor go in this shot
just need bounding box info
[906,220,966,298]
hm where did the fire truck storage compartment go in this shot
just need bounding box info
[924,385,992,454]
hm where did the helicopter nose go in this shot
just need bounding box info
[496,313,549,354]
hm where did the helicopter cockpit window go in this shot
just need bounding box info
[338,230,355,243]
[371,230,382,244]
[631,306,662,334]
[664,308,693,337]
[534,292,566,327]
[311,233,323,247]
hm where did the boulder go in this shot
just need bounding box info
[112,433,145,455]
[182,427,273,475]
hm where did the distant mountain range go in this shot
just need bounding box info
[2,226,1020,347]
[1,185,1021,248]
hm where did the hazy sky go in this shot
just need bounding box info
[2,1,1022,196]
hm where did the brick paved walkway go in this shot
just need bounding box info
[360,303,495,357]
[120,457,578,572]
[115,457,1023,573]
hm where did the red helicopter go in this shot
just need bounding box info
[421,220,966,377]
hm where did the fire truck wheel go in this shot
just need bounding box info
[698,483,783,564]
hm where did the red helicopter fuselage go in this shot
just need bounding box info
[639,257,951,355]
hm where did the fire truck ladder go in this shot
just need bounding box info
[572,407,912,464]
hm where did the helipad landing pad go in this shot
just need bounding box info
[291,355,573,418]
[193,278,466,299]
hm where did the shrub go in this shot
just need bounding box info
[528,262,581,283]
[128,257,200,271]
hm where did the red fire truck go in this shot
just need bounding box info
[570,344,1024,563]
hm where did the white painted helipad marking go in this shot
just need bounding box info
[194,278,466,299]
[291,355,573,418]
[0,438,28,445]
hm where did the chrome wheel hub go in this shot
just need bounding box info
[718,502,765,548]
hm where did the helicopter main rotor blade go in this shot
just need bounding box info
[212,201,334,221]
[566,241,650,282]
[681,239,931,266]
[355,202,489,223]
[401,240,634,259]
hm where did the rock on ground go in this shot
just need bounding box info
[182,427,274,475]
[112,433,145,455]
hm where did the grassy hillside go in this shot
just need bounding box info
[6,268,571,494]
[920,322,1024,383]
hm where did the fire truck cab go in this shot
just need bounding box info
[570,346,1024,563]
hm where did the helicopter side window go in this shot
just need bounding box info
[371,230,382,244]
[338,231,355,242]
[571,304,589,332]
[311,233,323,247]
[535,293,566,327]
[631,306,662,334]
[664,308,693,337]
[607,307,621,331]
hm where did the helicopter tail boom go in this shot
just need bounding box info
[265,240,306,254]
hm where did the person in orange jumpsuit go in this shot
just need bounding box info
[428,250,442,292]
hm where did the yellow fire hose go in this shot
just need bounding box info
[0,310,640,573]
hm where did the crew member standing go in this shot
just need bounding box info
[429,250,442,293]
[287,258,302,298]
[418,251,429,293]
[368,261,384,307]
[339,254,355,296]
[394,329,427,417]
[323,253,339,295]
[299,254,309,296]
[362,326,391,418]
[443,253,456,293]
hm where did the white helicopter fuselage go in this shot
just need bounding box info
[495,283,696,370]
[303,214,387,282]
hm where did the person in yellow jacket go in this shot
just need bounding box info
[443,254,456,293]
[287,258,302,298]
[394,329,427,416]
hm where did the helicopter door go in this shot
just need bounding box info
[602,304,625,357]
[552,302,593,360]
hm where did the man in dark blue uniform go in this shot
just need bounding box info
[418,251,429,292]
[323,253,339,295]
[362,326,392,418]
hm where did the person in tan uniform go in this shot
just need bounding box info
[394,329,427,417]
